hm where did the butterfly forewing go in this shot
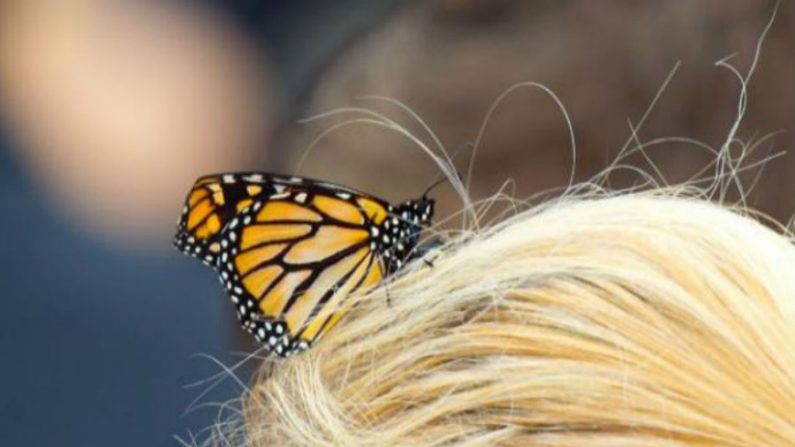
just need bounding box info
[174,172,434,357]
[174,173,278,263]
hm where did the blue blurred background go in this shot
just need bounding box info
[0,1,791,446]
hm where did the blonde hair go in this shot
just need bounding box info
[204,191,795,446]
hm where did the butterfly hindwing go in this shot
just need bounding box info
[215,187,385,355]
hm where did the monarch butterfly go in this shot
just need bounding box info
[174,173,435,357]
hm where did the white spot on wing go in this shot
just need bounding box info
[243,174,264,182]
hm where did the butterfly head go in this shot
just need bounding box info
[416,196,435,226]
[397,196,434,229]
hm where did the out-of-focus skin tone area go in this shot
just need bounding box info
[0,1,272,249]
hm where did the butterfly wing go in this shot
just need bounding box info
[219,182,392,356]
[175,173,393,356]
[174,173,277,264]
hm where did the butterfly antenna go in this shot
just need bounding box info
[422,175,450,198]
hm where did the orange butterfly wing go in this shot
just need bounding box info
[174,172,434,357]
[220,193,386,356]
[174,173,275,264]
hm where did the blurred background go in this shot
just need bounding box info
[0,1,792,445]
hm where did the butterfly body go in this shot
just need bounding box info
[174,173,434,356]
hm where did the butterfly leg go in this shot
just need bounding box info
[411,236,444,269]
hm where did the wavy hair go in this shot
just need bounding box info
[206,190,795,446]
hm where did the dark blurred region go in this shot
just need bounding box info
[0,1,792,446]
[283,0,794,226]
